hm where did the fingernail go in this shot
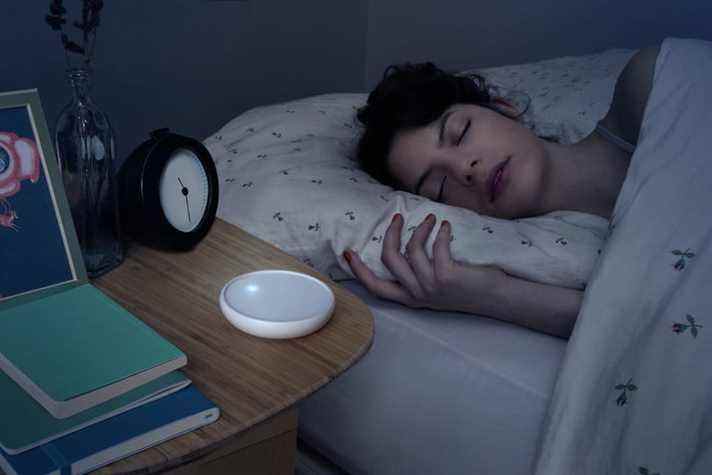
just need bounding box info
[441,220,450,232]
[426,213,435,223]
[392,213,401,224]
[343,250,352,263]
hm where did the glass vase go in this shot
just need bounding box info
[55,68,124,278]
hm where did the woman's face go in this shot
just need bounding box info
[387,104,550,219]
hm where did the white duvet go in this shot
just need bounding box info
[534,37,712,474]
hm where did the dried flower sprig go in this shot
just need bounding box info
[45,0,105,69]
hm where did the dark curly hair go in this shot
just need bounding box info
[356,62,507,188]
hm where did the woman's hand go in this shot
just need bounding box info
[343,213,507,313]
[344,213,584,337]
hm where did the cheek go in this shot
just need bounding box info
[444,184,486,212]
[507,150,547,212]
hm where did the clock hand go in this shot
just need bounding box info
[185,195,191,223]
[178,177,191,223]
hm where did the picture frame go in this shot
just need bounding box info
[0,89,87,305]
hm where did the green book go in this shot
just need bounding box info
[0,90,187,419]
[0,370,190,455]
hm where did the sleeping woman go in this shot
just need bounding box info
[342,45,661,338]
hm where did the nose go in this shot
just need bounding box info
[447,158,480,187]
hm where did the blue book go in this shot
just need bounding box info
[0,386,220,475]
[0,371,191,455]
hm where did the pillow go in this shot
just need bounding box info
[204,48,634,290]
[470,48,637,143]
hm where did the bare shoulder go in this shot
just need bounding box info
[599,44,661,146]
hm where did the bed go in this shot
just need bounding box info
[204,37,712,474]
[298,279,566,474]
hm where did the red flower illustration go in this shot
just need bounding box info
[0,132,41,199]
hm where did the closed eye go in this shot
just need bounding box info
[457,120,471,146]
[436,175,447,202]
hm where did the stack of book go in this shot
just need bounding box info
[0,90,220,475]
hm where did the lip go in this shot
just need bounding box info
[488,157,510,203]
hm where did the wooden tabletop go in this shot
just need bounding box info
[92,219,374,473]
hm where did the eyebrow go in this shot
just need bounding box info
[414,110,454,195]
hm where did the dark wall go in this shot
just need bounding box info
[2,1,367,165]
[5,0,711,163]
[365,0,712,86]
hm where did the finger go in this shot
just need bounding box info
[432,220,454,280]
[343,250,416,306]
[381,214,425,299]
[405,214,437,285]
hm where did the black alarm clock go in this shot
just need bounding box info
[118,129,219,251]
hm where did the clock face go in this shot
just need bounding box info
[158,148,210,233]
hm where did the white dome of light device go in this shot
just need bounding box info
[219,270,335,339]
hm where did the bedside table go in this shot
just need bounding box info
[91,219,374,474]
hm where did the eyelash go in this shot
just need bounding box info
[456,120,471,145]
[436,176,446,202]
[430,118,468,201]
[433,119,470,201]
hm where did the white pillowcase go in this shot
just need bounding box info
[205,48,634,289]
[471,48,637,143]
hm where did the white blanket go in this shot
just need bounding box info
[534,38,712,474]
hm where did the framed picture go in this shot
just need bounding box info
[0,89,86,303]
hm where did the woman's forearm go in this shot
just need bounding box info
[468,272,584,338]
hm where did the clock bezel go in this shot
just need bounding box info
[122,131,219,251]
